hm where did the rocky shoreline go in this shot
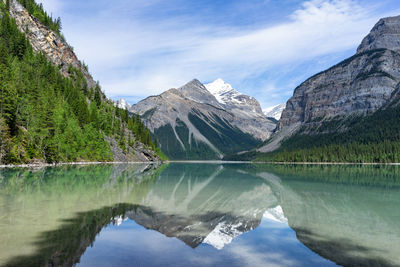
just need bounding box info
[0,161,163,169]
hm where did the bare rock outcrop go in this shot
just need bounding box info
[260,15,400,152]
[357,15,400,54]
[8,0,96,88]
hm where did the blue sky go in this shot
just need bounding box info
[37,0,400,108]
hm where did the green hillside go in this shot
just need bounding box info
[0,2,160,164]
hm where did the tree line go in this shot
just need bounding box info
[257,103,400,163]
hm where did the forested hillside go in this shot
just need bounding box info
[0,1,161,164]
[256,104,400,163]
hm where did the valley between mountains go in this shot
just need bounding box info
[1,0,400,164]
[121,14,400,163]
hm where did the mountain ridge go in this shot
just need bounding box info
[255,14,400,162]
[131,79,276,159]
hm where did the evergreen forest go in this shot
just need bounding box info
[0,1,161,164]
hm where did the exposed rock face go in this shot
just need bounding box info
[279,49,400,129]
[261,15,400,152]
[357,15,400,54]
[178,79,223,108]
[104,136,159,162]
[131,79,275,159]
[8,0,96,88]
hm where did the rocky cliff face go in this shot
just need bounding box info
[357,15,400,54]
[279,48,400,128]
[8,0,96,88]
[178,79,223,108]
[261,15,400,152]
[131,79,275,159]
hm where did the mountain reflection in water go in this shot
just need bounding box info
[0,163,399,266]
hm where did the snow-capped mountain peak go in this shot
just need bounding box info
[115,98,131,110]
[205,78,240,105]
[263,104,285,120]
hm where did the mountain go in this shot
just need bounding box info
[0,0,160,164]
[131,79,276,159]
[263,104,286,121]
[205,79,276,138]
[256,15,400,162]
[205,79,272,119]
[115,99,131,110]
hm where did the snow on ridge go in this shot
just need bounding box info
[113,215,129,226]
[115,98,131,110]
[263,104,285,120]
[262,205,288,224]
[205,78,241,105]
[203,221,244,250]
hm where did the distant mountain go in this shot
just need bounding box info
[131,79,276,159]
[256,15,400,163]
[263,104,286,121]
[205,79,276,138]
[205,79,269,120]
[115,99,131,110]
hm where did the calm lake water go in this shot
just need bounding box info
[0,163,399,267]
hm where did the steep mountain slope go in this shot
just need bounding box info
[131,80,264,159]
[205,79,276,136]
[0,0,160,164]
[256,15,400,162]
[8,0,96,88]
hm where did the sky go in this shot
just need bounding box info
[36,0,400,109]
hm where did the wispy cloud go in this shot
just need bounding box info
[37,0,400,107]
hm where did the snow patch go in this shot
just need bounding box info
[203,221,244,250]
[205,78,241,105]
[115,98,131,110]
[263,104,286,120]
[262,205,288,224]
[113,215,129,226]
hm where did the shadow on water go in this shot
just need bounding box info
[3,203,137,267]
[294,228,396,267]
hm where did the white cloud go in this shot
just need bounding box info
[43,0,400,106]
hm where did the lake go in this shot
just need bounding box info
[0,163,399,266]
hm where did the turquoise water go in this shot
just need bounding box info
[0,163,399,266]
